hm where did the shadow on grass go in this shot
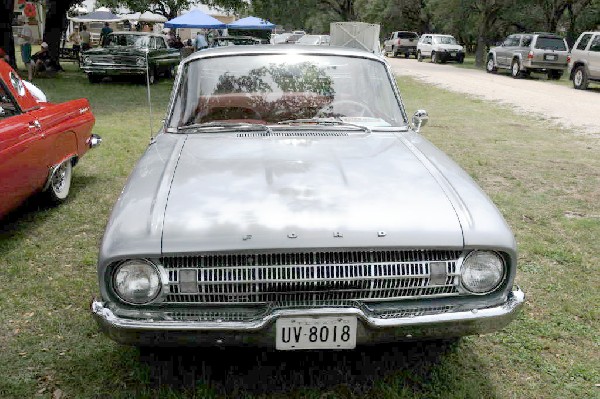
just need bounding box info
[0,175,98,241]
[133,341,498,397]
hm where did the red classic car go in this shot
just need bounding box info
[0,60,100,219]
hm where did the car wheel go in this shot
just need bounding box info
[547,70,562,80]
[431,52,438,64]
[511,59,523,78]
[88,74,101,83]
[392,47,398,57]
[46,159,72,203]
[486,55,497,73]
[417,51,423,62]
[165,65,176,78]
[404,52,410,59]
[147,66,157,85]
[573,66,589,90]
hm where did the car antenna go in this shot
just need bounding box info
[144,49,155,143]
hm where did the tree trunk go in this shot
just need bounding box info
[0,0,17,69]
[44,1,76,71]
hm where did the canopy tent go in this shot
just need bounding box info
[228,16,275,30]
[121,11,167,23]
[69,10,125,23]
[164,9,227,29]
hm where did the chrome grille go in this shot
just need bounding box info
[236,131,349,138]
[162,250,461,305]
[90,55,136,65]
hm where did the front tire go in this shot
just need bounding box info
[573,66,589,90]
[87,74,102,83]
[46,159,72,203]
[486,55,497,73]
[431,52,438,64]
[417,51,423,62]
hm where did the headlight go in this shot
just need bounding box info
[83,57,91,65]
[113,260,161,304]
[136,57,145,67]
[461,251,505,294]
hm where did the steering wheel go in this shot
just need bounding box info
[324,100,375,118]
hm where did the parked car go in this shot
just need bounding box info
[91,45,524,349]
[211,35,262,47]
[486,33,569,79]
[383,31,419,58]
[296,34,330,46]
[568,31,600,89]
[81,31,180,84]
[417,34,464,63]
[0,60,100,220]
[285,32,306,44]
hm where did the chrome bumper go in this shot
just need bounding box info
[91,288,524,347]
[82,66,145,75]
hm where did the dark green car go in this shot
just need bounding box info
[81,32,180,84]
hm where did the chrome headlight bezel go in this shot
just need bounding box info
[83,56,92,65]
[136,57,145,67]
[111,259,163,305]
[460,250,507,295]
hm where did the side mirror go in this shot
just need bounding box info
[412,109,429,133]
[0,106,5,117]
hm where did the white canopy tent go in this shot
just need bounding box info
[120,11,167,23]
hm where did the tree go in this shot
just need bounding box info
[0,0,16,68]
[97,0,247,20]
[44,0,80,70]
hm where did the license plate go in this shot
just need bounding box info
[451,52,457,57]
[545,54,557,61]
[276,316,357,350]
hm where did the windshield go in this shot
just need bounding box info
[107,34,150,48]
[433,36,457,45]
[297,35,321,45]
[168,54,406,129]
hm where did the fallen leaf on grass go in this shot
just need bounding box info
[53,389,63,399]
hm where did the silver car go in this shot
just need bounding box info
[487,33,569,79]
[568,31,600,89]
[91,46,524,349]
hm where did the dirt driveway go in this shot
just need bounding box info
[387,57,600,136]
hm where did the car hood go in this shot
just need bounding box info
[84,46,147,57]
[435,44,463,51]
[161,131,465,253]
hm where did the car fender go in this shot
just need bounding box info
[569,59,589,78]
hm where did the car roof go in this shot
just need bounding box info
[184,44,383,64]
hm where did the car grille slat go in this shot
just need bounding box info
[162,250,461,305]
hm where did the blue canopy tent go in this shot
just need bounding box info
[227,16,275,30]
[164,9,227,29]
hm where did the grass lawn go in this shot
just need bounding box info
[0,62,598,398]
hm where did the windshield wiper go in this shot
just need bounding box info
[176,122,272,133]
[277,118,371,133]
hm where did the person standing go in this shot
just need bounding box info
[17,16,33,80]
[100,22,113,47]
[69,27,82,54]
[194,30,208,51]
[80,25,91,51]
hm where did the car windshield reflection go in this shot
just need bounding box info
[107,34,150,48]
[168,54,405,130]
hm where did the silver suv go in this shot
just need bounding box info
[568,32,600,90]
[486,33,569,79]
